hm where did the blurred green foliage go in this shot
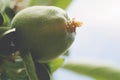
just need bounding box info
[49,58,64,74]
[29,0,72,9]
[63,62,120,80]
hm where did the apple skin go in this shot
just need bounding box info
[11,6,75,63]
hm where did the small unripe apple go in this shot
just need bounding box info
[11,6,81,63]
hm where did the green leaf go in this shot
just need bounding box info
[1,12,10,26]
[49,58,64,74]
[0,56,28,80]
[4,7,15,20]
[29,0,72,9]
[63,61,120,80]
[34,61,51,80]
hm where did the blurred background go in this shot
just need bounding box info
[53,0,120,80]
[0,0,120,80]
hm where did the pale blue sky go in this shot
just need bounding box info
[68,0,120,66]
[54,0,120,80]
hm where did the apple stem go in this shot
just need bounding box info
[20,50,39,80]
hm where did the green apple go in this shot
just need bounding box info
[11,6,81,63]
